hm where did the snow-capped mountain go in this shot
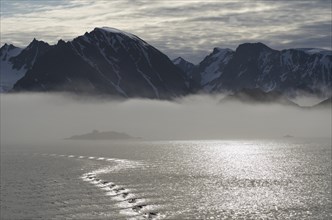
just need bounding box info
[0,40,51,92]
[13,27,188,99]
[189,43,331,97]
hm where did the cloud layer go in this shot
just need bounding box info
[1,93,331,145]
[1,0,331,63]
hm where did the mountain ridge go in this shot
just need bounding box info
[1,27,331,100]
[179,42,331,97]
[11,27,189,99]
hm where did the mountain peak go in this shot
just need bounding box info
[1,43,9,48]
[172,56,195,81]
[57,39,66,45]
[236,42,273,53]
[1,43,18,52]
[93,27,139,40]
[173,57,186,64]
[95,27,129,34]
[27,38,50,49]
[172,56,194,66]
[83,27,150,47]
[0,43,22,58]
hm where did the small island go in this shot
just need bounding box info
[66,130,141,140]
[283,135,294,138]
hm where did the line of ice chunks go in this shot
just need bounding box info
[83,173,158,219]
[39,153,159,219]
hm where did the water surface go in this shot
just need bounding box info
[1,138,331,219]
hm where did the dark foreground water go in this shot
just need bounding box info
[1,138,331,219]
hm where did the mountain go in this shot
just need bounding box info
[0,44,23,92]
[172,57,195,77]
[192,47,234,91]
[13,27,189,99]
[172,57,199,90]
[66,130,140,140]
[187,43,331,97]
[0,40,51,92]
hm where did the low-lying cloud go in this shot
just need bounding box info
[1,93,330,147]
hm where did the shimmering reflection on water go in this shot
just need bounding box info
[1,138,331,219]
[152,140,331,219]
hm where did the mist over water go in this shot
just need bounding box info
[1,93,331,146]
[1,93,331,219]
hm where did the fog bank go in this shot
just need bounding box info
[1,93,331,146]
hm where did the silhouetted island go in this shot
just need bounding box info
[66,130,140,140]
[283,135,294,138]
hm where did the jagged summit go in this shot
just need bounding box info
[12,39,51,70]
[25,38,50,49]
[57,39,66,45]
[1,43,18,51]
[0,44,22,59]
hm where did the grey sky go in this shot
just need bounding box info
[0,0,331,63]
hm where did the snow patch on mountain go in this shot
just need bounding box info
[96,27,149,47]
[200,48,233,85]
[0,44,24,92]
[296,48,332,55]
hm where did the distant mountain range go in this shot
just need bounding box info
[172,44,331,97]
[1,27,331,102]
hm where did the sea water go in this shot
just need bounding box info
[1,138,331,219]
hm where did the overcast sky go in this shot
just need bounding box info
[1,0,331,63]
